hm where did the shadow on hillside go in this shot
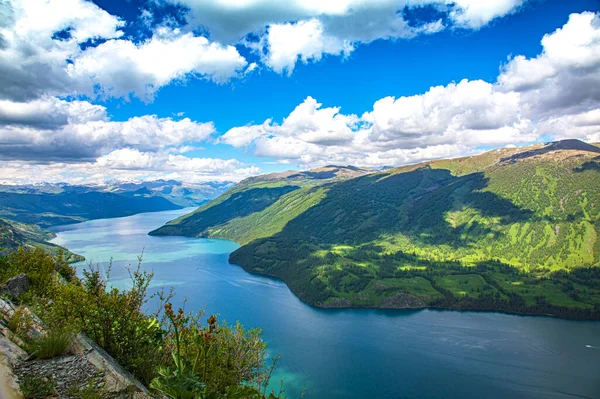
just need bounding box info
[288,170,340,180]
[264,166,534,249]
[500,139,600,164]
[154,186,300,235]
[574,159,600,172]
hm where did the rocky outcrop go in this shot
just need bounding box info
[0,296,151,398]
[381,293,426,309]
[14,354,102,396]
[1,275,30,300]
[70,334,149,394]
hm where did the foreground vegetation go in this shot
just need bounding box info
[1,247,284,398]
[153,141,600,319]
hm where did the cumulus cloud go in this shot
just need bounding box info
[0,98,215,161]
[498,12,600,119]
[260,19,353,75]
[170,0,527,72]
[220,96,359,146]
[69,27,248,100]
[220,11,600,168]
[0,0,249,102]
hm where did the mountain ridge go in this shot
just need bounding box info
[151,140,600,318]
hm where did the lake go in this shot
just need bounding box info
[50,209,600,399]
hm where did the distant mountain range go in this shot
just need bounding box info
[151,140,600,319]
[0,179,233,259]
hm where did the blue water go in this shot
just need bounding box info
[51,209,600,399]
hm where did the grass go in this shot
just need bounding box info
[26,328,73,359]
[19,375,56,399]
[67,379,105,399]
[435,274,505,298]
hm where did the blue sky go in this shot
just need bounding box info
[0,0,599,183]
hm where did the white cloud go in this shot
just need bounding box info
[498,12,600,119]
[262,19,354,75]
[447,0,526,29]
[220,81,534,167]
[70,27,249,100]
[221,96,359,146]
[218,11,600,168]
[97,148,241,173]
[366,79,529,147]
[171,0,527,72]
[0,156,259,185]
[0,98,215,161]
[0,0,249,102]
[0,97,106,129]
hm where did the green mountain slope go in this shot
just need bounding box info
[0,218,83,261]
[152,141,600,319]
[0,190,182,227]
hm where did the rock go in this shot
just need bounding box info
[2,275,30,300]
[14,355,100,397]
[0,297,17,324]
[381,293,426,309]
[0,330,27,399]
[70,334,149,395]
[322,298,353,308]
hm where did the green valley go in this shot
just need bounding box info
[151,140,600,319]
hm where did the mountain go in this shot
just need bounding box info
[151,141,600,319]
[104,179,235,207]
[149,165,372,242]
[0,190,181,228]
[0,179,233,260]
[0,180,234,208]
[0,218,83,261]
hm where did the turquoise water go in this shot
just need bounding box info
[51,209,600,399]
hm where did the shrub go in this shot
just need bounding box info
[151,303,282,399]
[7,307,34,339]
[46,260,167,384]
[26,328,73,359]
[0,247,57,301]
[19,375,56,399]
[56,248,77,282]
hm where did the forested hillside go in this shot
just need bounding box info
[152,141,600,319]
[0,218,82,261]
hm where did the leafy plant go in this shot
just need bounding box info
[19,375,56,399]
[0,247,57,302]
[45,258,168,384]
[151,303,282,399]
[55,248,77,282]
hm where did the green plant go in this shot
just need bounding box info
[56,248,77,282]
[0,247,57,301]
[151,303,282,399]
[67,379,105,399]
[19,375,56,399]
[46,259,168,384]
[26,327,73,359]
[7,307,34,339]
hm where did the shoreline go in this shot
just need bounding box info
[228,258,600,322]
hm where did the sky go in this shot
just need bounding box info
[0,0,599,184]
